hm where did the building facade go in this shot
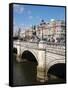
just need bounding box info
[14,19,65,44]
[36,19,65,43]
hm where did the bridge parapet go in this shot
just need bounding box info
[46,47,65,56]
[13,40,65,56]
[14,40,39,48]
[21,41,38,48]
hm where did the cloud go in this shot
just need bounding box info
[19,7,24,13]
[27,10,31,14]
[29,15,33,19]
[14,4,24,14]
[21,24,24,26]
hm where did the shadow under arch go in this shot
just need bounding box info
[21,50,38,65]
[47,63,66,80]
[13,47,17,54]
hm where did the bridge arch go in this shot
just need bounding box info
[47,63,66,80]
[47,58,65,71]
[21,50,38,65]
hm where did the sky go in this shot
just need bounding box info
[13,4,65,31]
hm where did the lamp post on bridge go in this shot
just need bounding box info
[37,20,48,82]
[32,25,36,35]
[18,28,21,40]
[40,19,45,40]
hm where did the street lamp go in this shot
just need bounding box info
[33,25,36,35]
[40,24,43,40]
[18,28,21,40]
[40,20,45,40]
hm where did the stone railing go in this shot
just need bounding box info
[21,41,38,48]
[13,40,65,55]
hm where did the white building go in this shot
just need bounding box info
[15,19,65,43]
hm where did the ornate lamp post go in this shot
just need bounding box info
[40,20,45,40]
[18,28,21,40]
[33,25,36,35]
[37,20,48,82]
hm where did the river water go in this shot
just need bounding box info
[13,54,66,86]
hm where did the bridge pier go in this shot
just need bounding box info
[15,40,21,62]
[37,66,48,82]
[37,40,48,82]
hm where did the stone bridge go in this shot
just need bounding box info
[13,40,66,82]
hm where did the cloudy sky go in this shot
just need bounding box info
[13,4,65,32]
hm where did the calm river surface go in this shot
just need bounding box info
[13,54,65,86]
